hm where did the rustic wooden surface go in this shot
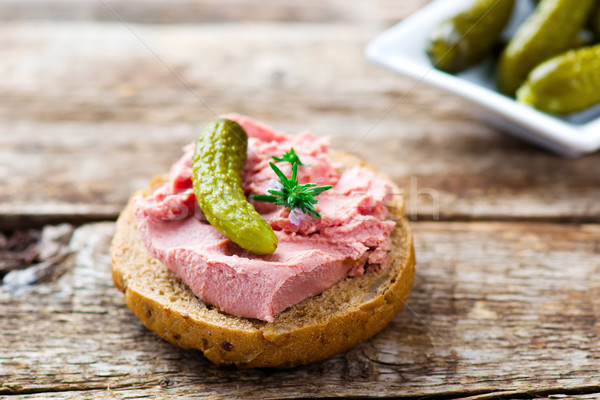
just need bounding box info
[2,0,600,398]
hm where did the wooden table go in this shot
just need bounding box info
[2,1,600,398]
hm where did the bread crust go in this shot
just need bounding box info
[110,151,416,368]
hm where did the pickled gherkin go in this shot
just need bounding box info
[192,119,278,255]
[497,0,595,96]
[427,0,515,73]
[517,44,600,114]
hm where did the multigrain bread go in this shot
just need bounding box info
[110,151,416,368]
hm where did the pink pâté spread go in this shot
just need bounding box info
[133,115,396,322]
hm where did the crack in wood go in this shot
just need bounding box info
[4,386,600,399]
[0,381,160,396]
[4,213,600,233]
[0,213,119,232]
[459,384,600,400]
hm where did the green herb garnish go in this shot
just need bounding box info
[271,147,309,166]
[251,155,332,220]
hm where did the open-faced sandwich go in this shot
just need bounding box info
[111,115,415,368]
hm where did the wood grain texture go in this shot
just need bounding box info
[0,0,428,24]
[11,392,600,400]
[2,0,599,397]
[2,221,600,398]
[1,22,600,229]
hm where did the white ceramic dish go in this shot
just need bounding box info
[365,0,600,157]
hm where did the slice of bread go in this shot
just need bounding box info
[110,151,416,368]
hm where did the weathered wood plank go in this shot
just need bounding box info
[1,22,599,225]
[2,221,600,398]
[11,389,600,400]
[6,119,600,227]
[0,0,427,24]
